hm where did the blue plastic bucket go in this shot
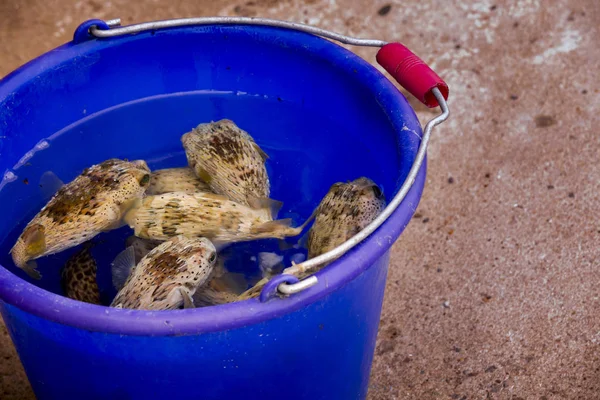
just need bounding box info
[0,20,427,400]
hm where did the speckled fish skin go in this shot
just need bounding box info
[238,177,386,300]
[10,159,151,279]
[125,191,306,244]
[146,167,212,196]
[306,177,386,260]
[60,244,101,305]
[111,236,217,311]
[181,119,270,208]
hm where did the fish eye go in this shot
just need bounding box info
[372,185,384,199]
[139,174,151,186]
[209,252,217,263]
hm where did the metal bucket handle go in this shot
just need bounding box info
[79,17,451,298]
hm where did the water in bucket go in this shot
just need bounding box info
[0,89,395,303]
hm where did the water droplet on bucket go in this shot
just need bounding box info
[3,170,16,182]
[35,140,50,151]
[0,170,18,191]
[13,139,51,169]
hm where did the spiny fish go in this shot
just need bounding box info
[11,159,151,279]
[124,191,310,246]
[192,260,247,307]
[181,119,272,209]
[146,167,212,195]
[306,177,386,260]
[112,238,247,308]
[111,235,217,311]
[60,243,101,305]
[238,177,386,300]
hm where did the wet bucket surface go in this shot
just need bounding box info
[0,24,425,399]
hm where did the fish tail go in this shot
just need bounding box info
[39,171,65,200]
[10,239,42,279]
[23,260,41,280]
[277,239,296,251]
[248,196,283,220]
[251,218,293,235]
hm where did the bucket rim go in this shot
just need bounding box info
[0,24,425,336]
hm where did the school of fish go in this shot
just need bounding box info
[10,119,386,311]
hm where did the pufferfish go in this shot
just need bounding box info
[146,167,212,195]
[60,243,101,305]
[305,177,386,260]
[113,236,247,307]
[111,235,217,310]
[237,177,386,300]
[124,191,310,247]
[181,119,272,211]
[10,159,151,279]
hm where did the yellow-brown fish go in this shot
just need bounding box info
[60,244,101,305]
[11,159,151,279]
[146,167,212,195]
[306,177,386,260]
[111,235,217,310]
[238,177,386,300]
[113,237,247,307]
[124,191,309,246]
[181,119,271,209]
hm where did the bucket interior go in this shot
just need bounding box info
[0,25,421,305]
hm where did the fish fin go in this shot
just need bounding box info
[195,166,212,183]
[22,224,46,257]
[39,171,65,200]
[212,257,227,278]
[251,218,293,234]
[214,272,248,294]
[296,207,319,232]
[252,142,269,161]
[23,260,42,280]
[296,230,310,248]
[247,197,283,220]
[111,246,136,291]
[180,288,195,309]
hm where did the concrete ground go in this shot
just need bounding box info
[1,0,599,398]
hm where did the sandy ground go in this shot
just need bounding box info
[1,0,599,399]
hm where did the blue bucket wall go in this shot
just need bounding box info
[2,253,389,400]
[0,24,426,399]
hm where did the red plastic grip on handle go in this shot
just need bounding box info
[376,43,449,108]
